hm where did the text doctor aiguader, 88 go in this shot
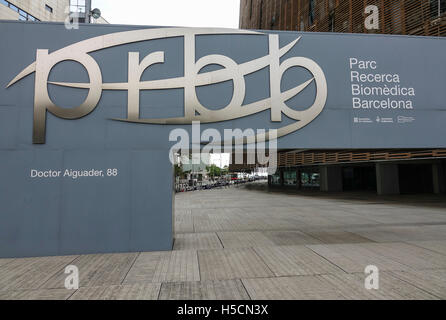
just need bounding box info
[29,168,119,179]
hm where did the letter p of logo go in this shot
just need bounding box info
[33,49,102,143]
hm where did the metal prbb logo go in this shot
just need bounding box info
[6,28,327,144]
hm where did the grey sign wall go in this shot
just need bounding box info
[0,21,445,258]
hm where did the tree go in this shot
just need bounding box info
[174,164,184,178]
[206,164,221,178]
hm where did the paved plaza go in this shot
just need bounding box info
[1,182,446,299]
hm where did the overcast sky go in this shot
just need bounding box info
[91,0,240,28]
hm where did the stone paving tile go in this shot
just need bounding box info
[367,213,446,225]
[0,288,73,300]
[308,242,446,273]
[174,233,223,250]
[69,283,161,300]
[194,216,296,233]
[0,255,77,291]
[319,272,438,300]
[242,276,348,300]
[42,253,138,289]
[389,269,446,299]
[347,226,408,243]
[0,258,15,267]
[263,230,322,246]
[254,245,344,276]
[191,208,220,218]
[175,210,194,233]
[307,243,412,273]
[350,225,446,242]
[257,217,308,230]
[242,272,438,300]
[193,216,226,232]
[302,229,374,244]
[285,215,347,228]
[2,184,446,300]
[318,210,380,227]
[361,242,446,270]
[158,279,250,300]
[407,240,446,256]
[123,250,200,284]
[340,205,446,224]
[198,248,274,281]
[217,231,276,248]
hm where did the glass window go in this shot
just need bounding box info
[430,0,446,17]
[45,4,53,13]
[308,0,315,25]
[19,9,27,18]
[271,174,281,185]
[9,3,18,12]
[301,172,320,187]
[18,15,26,21]
[0,0,8,8]
[28,15,36,21]
[329,12,335,32]
[284,171,297,185]
[70,0,86,13]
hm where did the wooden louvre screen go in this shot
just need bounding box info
[240,0,446,37]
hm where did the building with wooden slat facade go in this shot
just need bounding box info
[237,1,446,194]
[240,0,446,36]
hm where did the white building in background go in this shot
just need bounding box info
[0,0,69,21]
[0,0,108,23]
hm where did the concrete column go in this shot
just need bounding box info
[319,166,343,192]
[296,168,301,189]
[376,163,400,195]
[86,0,92,23]
[432,163,445,194]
